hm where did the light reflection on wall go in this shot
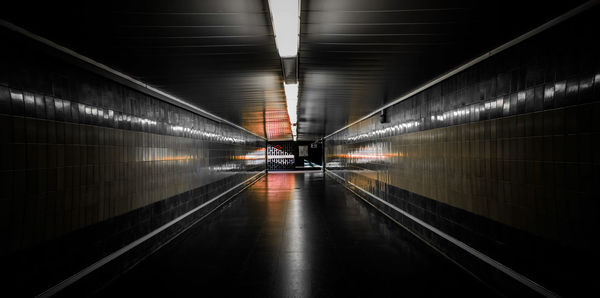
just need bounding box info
[171,126,245,144]
[2,85,267,252]
[346,120,421,142]
[8,89,261,147]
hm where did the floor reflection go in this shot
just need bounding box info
[265,172,310,296]
[97,172,497,298]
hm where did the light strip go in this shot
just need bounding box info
[268,0,300,57]
[325,170,560,298]
[284,83,298,141]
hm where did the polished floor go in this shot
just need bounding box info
[96,172,497,297]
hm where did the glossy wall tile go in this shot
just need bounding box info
[325,9,599,297]
[0,26,266,294]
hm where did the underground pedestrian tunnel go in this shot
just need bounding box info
[1,0,599,297]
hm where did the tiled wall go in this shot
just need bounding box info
[0,28,265,294]
[325,8,599,296]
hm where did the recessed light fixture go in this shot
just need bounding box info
[268,0,300,58]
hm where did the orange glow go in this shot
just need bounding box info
[265,108,293,140]
[146,155,195,162]
[267,155,295,159]
[232,148,266,160]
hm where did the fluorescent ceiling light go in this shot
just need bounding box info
[268,0,300,57]
[284,83,298,140]
[269,0,300,140]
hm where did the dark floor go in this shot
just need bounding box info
[96,172,497,297]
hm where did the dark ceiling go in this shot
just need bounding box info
[1,0,591,141]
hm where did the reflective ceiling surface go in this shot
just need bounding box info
[1,0,590,141]
[297,0,588,140]
[1,0,292,140]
